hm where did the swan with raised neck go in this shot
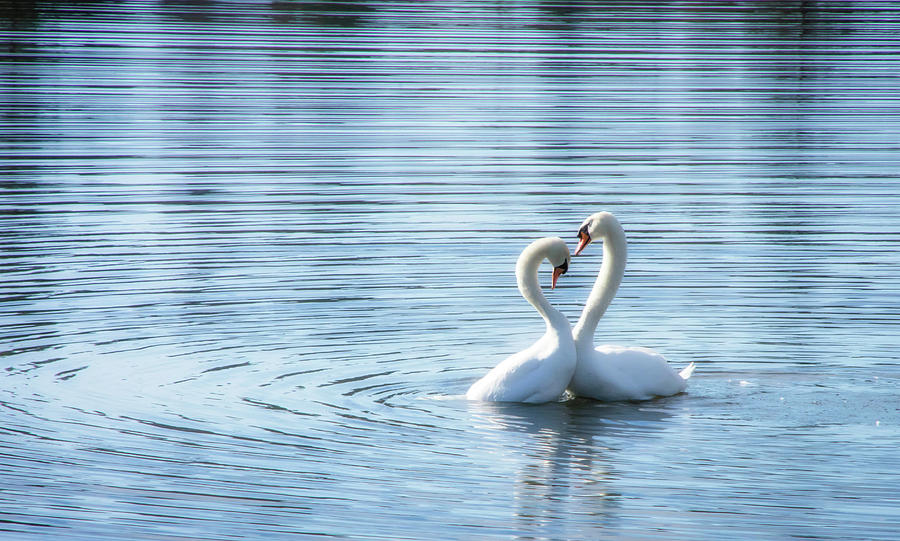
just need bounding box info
[568,212,695,401]
[466,237,576,403]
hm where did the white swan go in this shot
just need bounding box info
[466,237,577,403]
[568,212,695,401]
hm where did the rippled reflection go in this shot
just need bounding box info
[2,1,900,539]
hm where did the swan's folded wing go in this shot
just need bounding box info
[571,345,687,401]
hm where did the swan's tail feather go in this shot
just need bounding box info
[679,362,696,380]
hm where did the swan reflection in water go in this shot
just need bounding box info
[466,398,681,537]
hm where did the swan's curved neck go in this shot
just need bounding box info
[573,222,627,348]
[517,241,566,331]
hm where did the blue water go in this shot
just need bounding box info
[2,1,900,539]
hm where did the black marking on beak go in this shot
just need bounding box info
[574,225,591,256]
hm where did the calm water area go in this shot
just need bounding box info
[2,1,900,539]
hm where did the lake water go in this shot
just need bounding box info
[2,1,900,539]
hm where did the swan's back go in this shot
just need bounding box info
[570,344,688,401]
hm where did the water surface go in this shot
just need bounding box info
[2,2,900,539]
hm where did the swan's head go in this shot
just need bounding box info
[519,237,570,290]
[574,211,618,256]
[546,238,571,290]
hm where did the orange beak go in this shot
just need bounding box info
[574,226,591,256]
[551,266,564,289]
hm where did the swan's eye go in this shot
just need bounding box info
[555,258,569,275]
[577,224,590,241]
